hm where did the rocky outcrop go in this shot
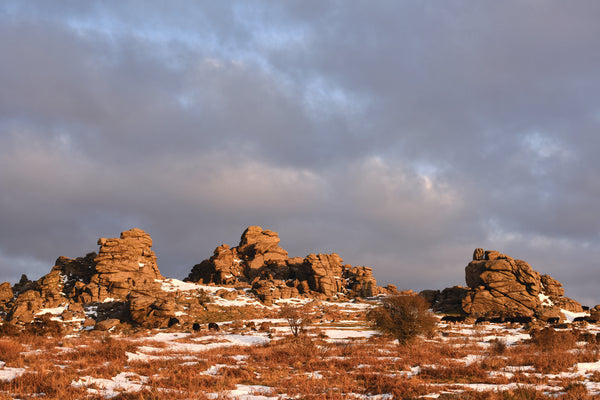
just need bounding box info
[186,226,386,304]
[92,228,163,300]
[0,226,390,328]
[0,282,13,317]
[186,227,289,285]
[424,248,582,321]
[2,229,197,329]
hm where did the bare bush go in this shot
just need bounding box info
[367,294,437,344]
[530,327,576,351]
[278,303,313,337]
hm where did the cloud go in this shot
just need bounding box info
[1,1,600,305]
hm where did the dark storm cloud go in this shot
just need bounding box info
[1,1,599,305]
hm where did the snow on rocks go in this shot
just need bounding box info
[35,305,68,316]
[561,309,588,322]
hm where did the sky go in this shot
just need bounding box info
[1,1,599,305]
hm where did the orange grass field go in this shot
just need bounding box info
[2,300,600,399]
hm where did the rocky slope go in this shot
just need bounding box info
[422,248,583,321]
[185,226,388,304]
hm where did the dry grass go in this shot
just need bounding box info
[0,340,23,366]
[2,310,600,399]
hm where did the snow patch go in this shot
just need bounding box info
[538,293,554,306]
[577,360,600,374]
[562,309,588,322]
[207,384,276,400]
[0,362,26,382]
[71,372,149,398]
[36,305,67,316]
[135,332,270,354]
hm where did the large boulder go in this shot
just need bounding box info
[0,282,13,303]
[186,244,244,285]
[428,248,582,320]
[304,253,344,296]
[92,228,163,300]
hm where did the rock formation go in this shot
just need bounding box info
[0,226,390,329]
[93,228,163,300]
[423,248,582,321]
[0,229,194,329]
[186,226,386,304]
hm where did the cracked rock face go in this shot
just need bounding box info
[426,248,582,320]
[1,229,183,328]
[92,228,163,299]
[186,226,385,303]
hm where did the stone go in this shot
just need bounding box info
[425,286,469,314]
[304,253,344,296]
[541,275,565,297]
[3,228,173,328]
[589,307,600,323]
[96,319,121,331]
[429,248,582,320]
[537,307,562,322]
[92,228,163,300]
[186,226,384,302]
[0,282,13,303]
[83,318,96,328]
[473,248,485,261]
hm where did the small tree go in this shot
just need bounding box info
[367,294,437,344]
[279,303,313,337]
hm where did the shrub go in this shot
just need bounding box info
[278,303,313,337]
[22,318,65,338]
[530,327,576,351]
[0,322,21,337]
[0,339,22,364]
[367,294,437,344]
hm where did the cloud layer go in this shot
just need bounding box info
[1,1,599,305]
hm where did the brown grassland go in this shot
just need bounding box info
[1,303,600,399]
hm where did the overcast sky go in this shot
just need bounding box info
[1,1,599,305]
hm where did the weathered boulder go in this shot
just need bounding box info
[186,244,244,285]
[186,226,384,302]
[238,226,288,271]
[541,275,565,297]
[0,282,13,303]
[304,253,344,296]
[9,289,44,323]
[345,266,379,298]
[95,318,121,331]
[3,229,174,327]
[92,228,163,300]
[186,226,384,304]
[187,226,289,285]
[589,306,600,323]
[429,249,582,320]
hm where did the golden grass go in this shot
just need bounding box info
[1,318,600,399]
